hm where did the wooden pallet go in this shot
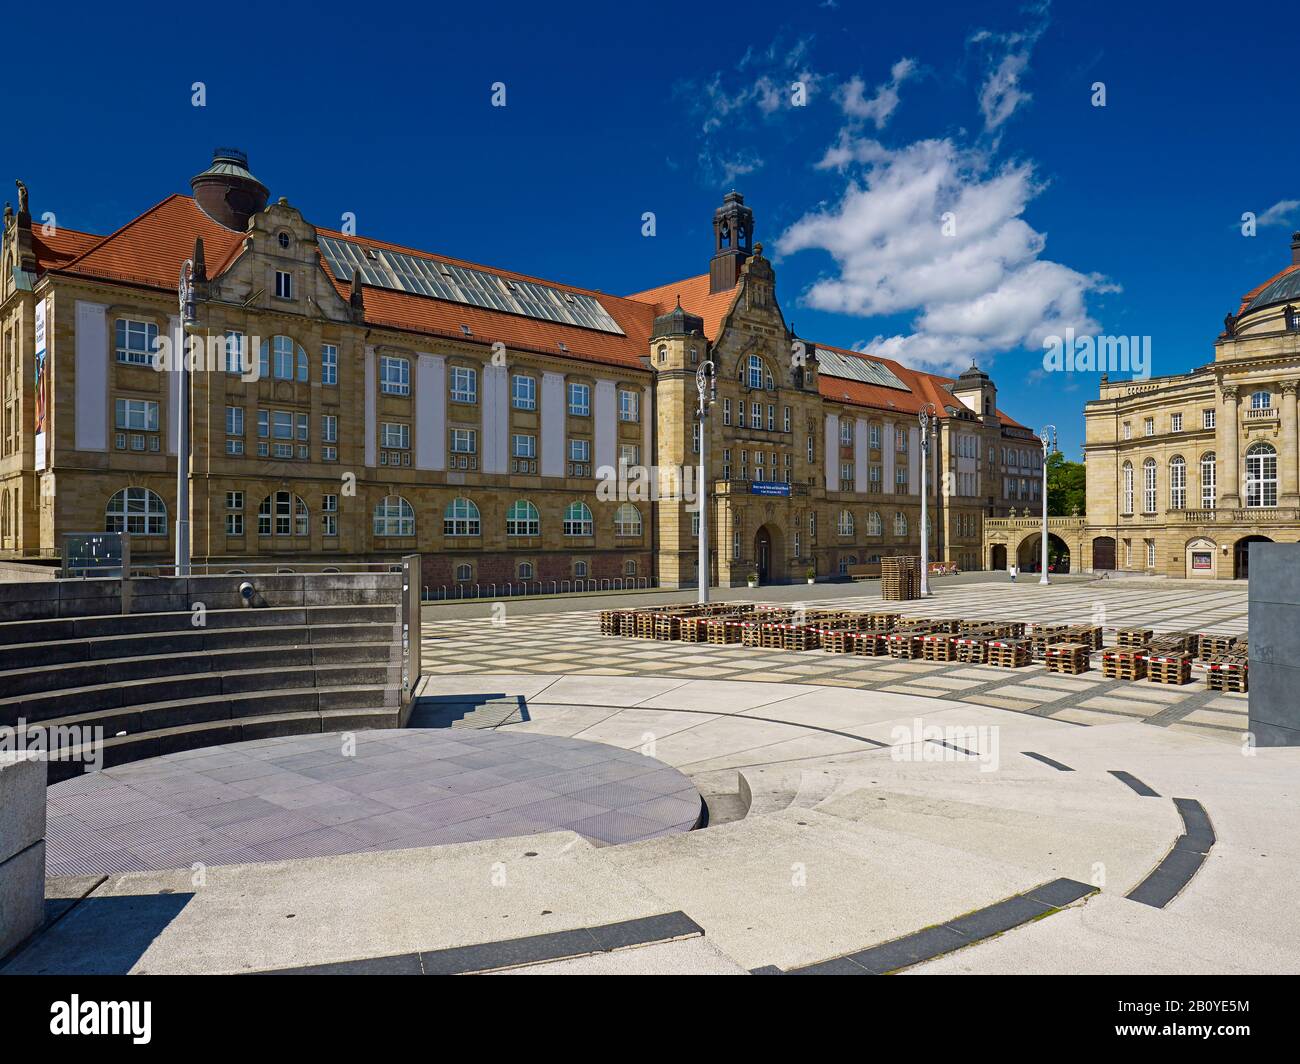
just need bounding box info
[867,612,901,631]
[760,623,786,649]
[1196,634,1237,660]
[820,629,855,653]
[1150,632,1197,656]
[1145,653,1193,686]
[776,624,820,651]
[987,639,1032,668]
[953,636,989,664]
[850,631,890,656]
[740,622,764,648]
[1045,642,1092,675]
[1205,659,1249,693]
[886,630,926,659]
[1101,648,1147,680]
[1116,627,1153,648]
[704,618,742,645]
[653,614,681,641]
[678,616,709,643]
[920,633,958,662]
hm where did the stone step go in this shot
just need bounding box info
[47,704,401,783]
[0,603,401,647]
[0,622,400,671]
[0,643,401,699]
[1,658,402,729]
[18,684,398,749]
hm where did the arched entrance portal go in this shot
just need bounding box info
[1234,535,1273,580]
[752,523,785,584]
[1092,536,1116,571]
[990,544,1007,571]
[1017,533,1072,574]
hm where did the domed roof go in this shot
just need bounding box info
[652,296,704,338]
[1244,264,1300,314]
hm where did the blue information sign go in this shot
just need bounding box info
[749,481,791,497]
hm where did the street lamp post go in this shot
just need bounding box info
[175,260,196,577]
[696,360,716,604]
[918,402,937,597]
[1039,424,1056,586]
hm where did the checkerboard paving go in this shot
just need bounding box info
[422,581,1251,744]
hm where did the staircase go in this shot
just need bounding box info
[0,571,412,782]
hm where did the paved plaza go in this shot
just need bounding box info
[421,577,1251,744]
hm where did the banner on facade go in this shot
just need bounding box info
[750,481,791,497]
[34,299,47,469]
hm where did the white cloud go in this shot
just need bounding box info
[837,57,918,130]
[778,137,1112,373]
[1258,199,1300,227]
[968,3,1050,133]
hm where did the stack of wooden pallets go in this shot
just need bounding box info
[1117,627,1153,648]
[953,634,992,664]
[881,556,922,601]
[1195,633,1236,660]
[867,612,901,631]
[1027,624,1069,660]
[1101,646,1147,680]
[1145,650,1194,686]
[705,617,746,645]
[987,637,1032,668]
[1205,642,1249,693]
[921,632,959,662]
[886,628,929,659]
[678,615,711,643]
[849,631,891,656]
[1045,642,1092,675]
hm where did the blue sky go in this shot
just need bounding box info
[6,0,1297,456]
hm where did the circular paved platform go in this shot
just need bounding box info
[45,730,703,877]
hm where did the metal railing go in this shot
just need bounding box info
[423,577,655,601]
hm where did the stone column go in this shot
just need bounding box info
[1282,381,1299,506]
[1220,385,1240,508]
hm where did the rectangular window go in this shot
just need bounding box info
[1144,417,1154,436]
[450,428,477,453]
[224,331,246,375]
[723,398,732,426]
[114,398,159,431]
[322,414,337,443]
[807,435,815,463]
[275,271,293,299]
[380,356,410,396]
[1171,412,1182,433]
[568,382,590,416]
[513,433,536,458]
[272,335,295,380]
[381,422,410,449]
[569,438,590,462]
[270,410,293,440]
[1123,422,1132,440]
[840,422,853,446]
[512,374,536,410]
[450,366,477,404]
[1147,540,1156,568]
[751,401,760,428]
[321,344,337,386]
[767,405,775,431]
[620,442,640,465]
[114,319,159,366]
[870,424,881,449]
[723,448,731,480]
[225,406,243,436]
[618,389,639,422]
[783,406,791,433]
[225,513,243,536]
[1203,409,1216,430]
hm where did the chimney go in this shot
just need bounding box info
[190,149,269,232]
[1291,230,1300,266]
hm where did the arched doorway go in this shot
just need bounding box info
[990,544,1007,571]
[1092,536,1116,571]
[1017,533,1072,574]
[1233,535,1272,579]
[755,526,772,583]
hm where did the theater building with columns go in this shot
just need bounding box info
[1083,230,1300,579]
[0,151,1038,588]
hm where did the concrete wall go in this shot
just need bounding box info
[1248,543,1300,746]
[0,754,46,959]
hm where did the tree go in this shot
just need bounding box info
[1046,451,1086,516]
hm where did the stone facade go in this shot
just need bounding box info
[0,155,1038,588]
[1083,233,1300,579]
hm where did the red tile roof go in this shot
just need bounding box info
[625,273,741,339]
[54,194,245,292]
[31,225,100,273]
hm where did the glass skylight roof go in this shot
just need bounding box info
[319,235,625,336]
[815,346,910,391]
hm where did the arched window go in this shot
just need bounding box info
[455,563,473,582]
[1200,453,1216,510]
[105,487,168,536]
[564,502,593,536]
[373,495,415,537]
[837,509,854,536]
[613,503,643,536]
[894,512,908,537]
[1122,461,1134,514]
[1250,390,1272,410]
[657,345,667,364]
[1142,458,1157,513]
[1245,441,1278,507]
[1169,456,1186,510]
[261,335,309,382]
[443,497,481,536]
[574,560,588,578]
[257,491,308,536]
[746,354,772,391]
[506,500,540,537]
[518,561,534,580]
[624,559,637,576]
[867,511,882,536]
